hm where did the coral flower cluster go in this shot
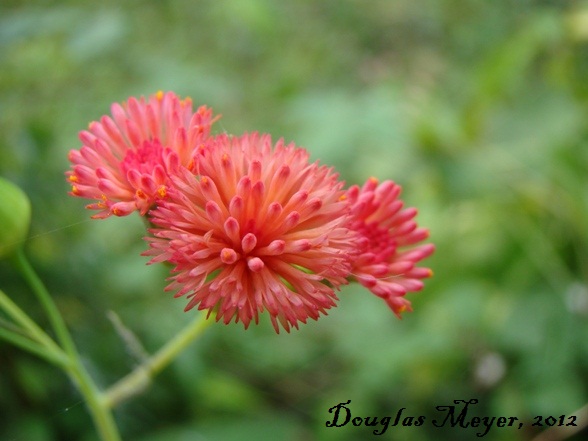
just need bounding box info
[145,133,354,331]
[66,91,217,218]
[67,91,434,332]
[346,178,435,317]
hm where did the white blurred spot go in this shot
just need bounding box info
[565,282,588,316]
[474,352,506,388]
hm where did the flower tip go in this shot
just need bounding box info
[157,185,167,198]
[422,242,436,257]
[247,256,265,272]
[221,153,231,167]
[156,90,164,101]
[220,248,239,264]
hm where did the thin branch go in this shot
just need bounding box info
[106,310,149,364]
[0,288,63,354]
[104,312,211,408]
[0,326,69,367]
[10,248,77,357]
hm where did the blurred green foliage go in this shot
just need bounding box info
[1,0,588,440]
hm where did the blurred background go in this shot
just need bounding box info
[1,0,588,440]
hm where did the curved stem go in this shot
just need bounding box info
[0,326,69,367]
[10,247,77,357]
[0,289,63,355]
[104,311,212,408]
[0,288,64,355]
[10,247,121,441]
[65,363,121,441]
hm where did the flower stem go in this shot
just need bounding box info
[0,325,69,367]
[0,287,64,356]
[10,247,77,357]
[10,247,122,441]
[65,362,122,441]
[104,311,212,408]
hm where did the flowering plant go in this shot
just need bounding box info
[1,92,433,440]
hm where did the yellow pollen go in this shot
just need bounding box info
[368,177,379,184]
[157,186,167,198]
[338,194,347,201]
[136,189,146,199]
[201,176,209,185]
[69,175,78,182]
[112,207,122,216]
[426,269,434,277]
[71,185,79,194]
[397,305,407,314]
[156,90,164,101]
[221,249,232,260]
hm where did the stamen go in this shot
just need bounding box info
[247,257,264,272]
[221,153,231,169]
[220,248,239,265]
[258,240,285,256]
[205,201,224,224]
[283,211,300,229]
[241,233,257,254]
[223,217,240,243]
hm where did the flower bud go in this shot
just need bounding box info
[0,177,31,258]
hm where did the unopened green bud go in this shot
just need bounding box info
[0,177,31,258]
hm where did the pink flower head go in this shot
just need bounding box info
[66,91,218,218]
[345,177,434,317]
[144,132,355,332]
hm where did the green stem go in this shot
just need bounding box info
[65,364,122,441]
[10,247,122,441]
[0,288,63,355]
[10,247,77,357]
[0,326,69,367]
[104,312,212,408]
